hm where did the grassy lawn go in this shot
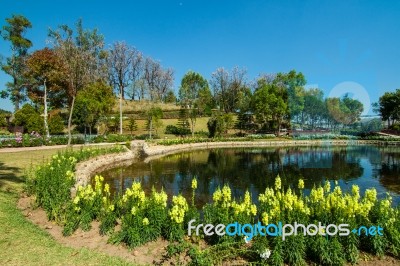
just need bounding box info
[0,148,133,266]
[122,117,210,137]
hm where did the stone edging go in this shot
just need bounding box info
[72,139,399,196]
[71,141,145,197]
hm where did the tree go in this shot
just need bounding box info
[107,42,135,134]
[210,67,247,113]
[48,19,105,145]
[145,106,163,139]
[177,108,190,136]
[179,71,209,137]
[302,88,325,129]
[129,48,143,100]
[207,112,234,138]
[24,48,67,137]
[197,85,214,116]
[126,116,138,135]
[48,113,64,135]
[73,81,115,135]
[275,70,306,125]
[252,78,287,135]
[164,89,176,103]
[0,15,32,111]
[143,57,174,102]
[373,90,400,127]
[326,95,363,126]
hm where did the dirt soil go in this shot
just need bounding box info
[17,195,173,265]
[18,195,400,266]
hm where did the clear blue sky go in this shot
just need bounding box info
[1,0,400,114]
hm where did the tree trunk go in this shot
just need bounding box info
[119,86,123,134]
[43,80,50,139]
[67,96,76,146]
[149,118,153,139]
[191,117,195,138]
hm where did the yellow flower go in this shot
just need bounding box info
[261,212,269,225]
[364,188,377,203]
[298,179,304,190]
[351,185,360,199]
[250,204,257,216]
[213,188,222,203]
[73,196,80,205]
[244,191,251,205]
[108,204,115,212]
[104,183,110,194]
[131,206,137,215]
[222,185,231,202]
[324,181,331,193]
[191,178,197,190]
[274,175,282,190]
[142,217,149,226]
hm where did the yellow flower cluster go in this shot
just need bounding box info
[191,178,197,190]
[232,191,257,216]
[151,190,168,207]
[169,195,189,224]
[275,175,282,190]
[142,217,149,226]
[65,170,74,180]
[94,175,104,193]
[298,179,304,190]
[213,185,232,208]
[75,184,96,203]
[259,176,311,223]
[310,184,377,219]
[122,182,146,205]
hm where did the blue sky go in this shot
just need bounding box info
[1,0,400,114]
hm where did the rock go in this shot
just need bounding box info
[45,225,53,229]
[133,250,139,256]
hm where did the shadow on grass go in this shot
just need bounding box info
[0,161,24,191]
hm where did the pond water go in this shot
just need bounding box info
[98,145,400,206]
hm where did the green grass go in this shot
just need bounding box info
[121,117,210,138]
[112,99,180,113]
[0,148,134,266]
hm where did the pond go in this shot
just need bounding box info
[98,145,400,206]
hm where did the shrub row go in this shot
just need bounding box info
[154,135,277,146]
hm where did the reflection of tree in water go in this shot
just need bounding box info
[98,146,400,207]
[378,152,400,193]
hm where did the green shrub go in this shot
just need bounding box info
[13,104,45,134]
[48,114,65,135]
[165,125,191,136]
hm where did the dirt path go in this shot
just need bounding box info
[0,142,121,153]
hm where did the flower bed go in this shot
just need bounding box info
[26,146,125,222]
[28,148,400,265]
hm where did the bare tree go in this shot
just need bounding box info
[48,20,104,145]
[107,41,134,134]
[210,66,247,113]
[154,67,174,101]
[143,57,160,101]
[143,57,174,102]
[129,48,143,100]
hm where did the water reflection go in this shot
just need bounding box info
[99,146,400,206]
